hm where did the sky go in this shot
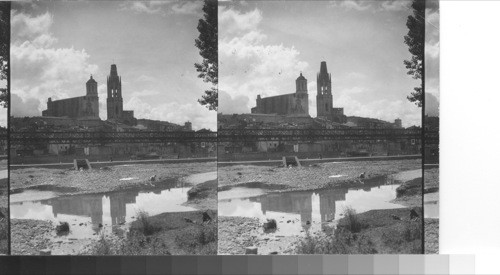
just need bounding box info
[218,0,423,127]
[10,1,216,131]
[425,0,440,117]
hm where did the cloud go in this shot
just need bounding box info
[171,1,202,15]
[425,92,439,117]
[120,1,202,16]
[331,0,372,11]
[11,11,99,116]
[336,92,421,127]
[219,7,308,113]
[379,0,411,12]
[218,90,250,114]
[11,94,42,117]
[137,75,156,82]
[124,96,216,130]
[219,7,262,34]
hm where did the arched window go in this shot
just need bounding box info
[325,103,328,112]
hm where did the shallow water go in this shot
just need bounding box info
[10,181,199,239]
[219,177,407,236]
[424,192,439,218]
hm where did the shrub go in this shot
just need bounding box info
[340,207,367,233]
[132,210,161,236]
[263,219,277,232]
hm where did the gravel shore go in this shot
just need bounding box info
[218,159,421,192]
[10,162,216,195]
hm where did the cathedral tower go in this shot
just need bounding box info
[86,75,98,97]
[316,61,333,118]
[296,72,307,94]
[107,64,123,120]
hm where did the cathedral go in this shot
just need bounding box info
[251,73,309,116]
[251,61,346,123]
[42,64,137,125]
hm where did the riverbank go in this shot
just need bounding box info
[425,218,439,254]
[85,210,217,255]
[218,216,299,255]
[218,159,421,192]
[296,207,422,254]
[184,180,217,210]
[10,162,216,196]
[0,166,8,254]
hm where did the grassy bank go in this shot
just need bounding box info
[184,180,217,210]
[297,207,422,254]
[425,218,439,254]
[218,159,421,192]
[10,162,216,195]
[86,210,217,255]
[0,176,7,254]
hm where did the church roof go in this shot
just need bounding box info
[87,75,97,83]
[296,72,306,81]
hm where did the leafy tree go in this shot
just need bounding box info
[195,0,217,111]
[0,2,9,108]
[404,0,425,107]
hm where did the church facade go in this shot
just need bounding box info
[42,64,136,125]
[42,75,100,119]
[251,73,309,116]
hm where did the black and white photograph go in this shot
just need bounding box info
[0,2,9,256]
[8,0,217,255]
[217,0,424,255]
[423,0,439,255]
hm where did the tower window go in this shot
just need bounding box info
[325,103,328,112]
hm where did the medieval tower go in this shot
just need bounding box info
[316,61,333,118]
[107,64,123,120]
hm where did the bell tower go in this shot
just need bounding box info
[107,64,123,120]
[316,61,333,118]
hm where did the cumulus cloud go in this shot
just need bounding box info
[124,96,216,130]
[218,90,250,114]
[11,94,42,117]
[120,1,202,16]
[219,7,308,113]
[379,0,411,12]
[11,11,99,116]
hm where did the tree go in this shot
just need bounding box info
[0,2,9,108]
[195,0,217,111]
[404,0,425,107]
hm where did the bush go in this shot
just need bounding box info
[340,207,367,233]
[132,210,161,236]
[55,222,70,235]
[175,223,217,255]
[296,230,376,254]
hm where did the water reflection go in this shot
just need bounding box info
[11,185,196,238]
[219,177,406,235]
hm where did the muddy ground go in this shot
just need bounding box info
[218,159,421,192]
[10,162,216,195]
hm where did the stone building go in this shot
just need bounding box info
[106,64,136,125]
[316,61,346,123]
[251,73,309,116]
[42,75,99,119]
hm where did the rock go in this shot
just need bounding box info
[245,246,258,255]
[269,251,278,255]
[202,211,212,223]
[40,249,51,256]
[360,172,366,179]
[287,220,291,223]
